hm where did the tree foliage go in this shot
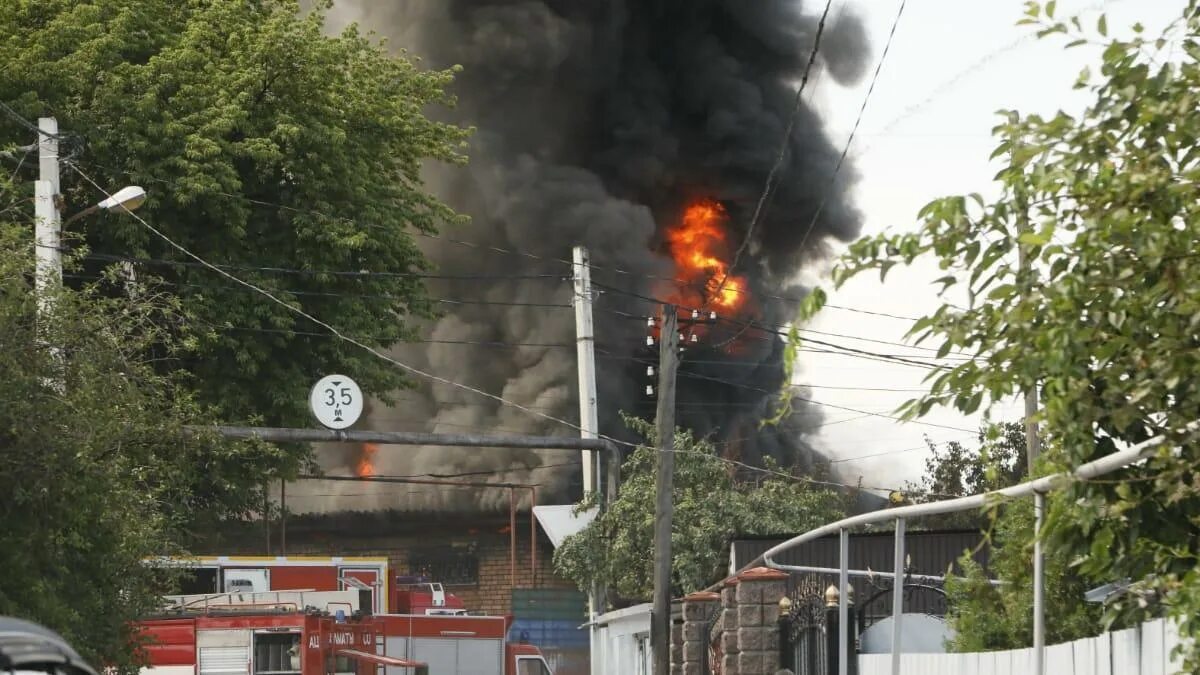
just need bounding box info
[0,212,263,670]
[944,494,1109,652]
[902,422,1026,529]
[900,423,1106,649]
[0,0,468,445]
[554,417,847,602]
[796,2,1200,666]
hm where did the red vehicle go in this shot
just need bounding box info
[160,557,391,614]
[373,614,552,675]
[390,576,467,616]
[139,606,427,675]
[138,589,555,675]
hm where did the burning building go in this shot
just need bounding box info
[285,0,870,514]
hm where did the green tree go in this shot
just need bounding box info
[944,494,1109,652]
[0,211,263,669]
[900,423,1105,649]
[0,0,468,447]
[797,2,1200,666]
[902,422,1026,529]
[554,417,847,602]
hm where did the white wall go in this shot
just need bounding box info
[858,618,1186,675]
[591,603,652,675]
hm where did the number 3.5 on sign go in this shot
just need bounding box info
[309,374,363,430]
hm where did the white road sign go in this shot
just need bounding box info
[309,374,363,430]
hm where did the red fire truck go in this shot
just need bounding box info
[372,614,551,675]
[163,558,472,619]
[138,597,427,675]
[163,557,392,614]
[139,588,555,675]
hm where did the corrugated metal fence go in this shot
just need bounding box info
[858,618,1185,675]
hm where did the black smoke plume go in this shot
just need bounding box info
[299,0,869,513]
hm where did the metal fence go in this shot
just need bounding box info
[755,428,1191,675]
[858,618,1184,675]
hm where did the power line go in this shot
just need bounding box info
[597,299,963,356]
[0,101,66,139]
[69,163,641,451]
[83,251,563,282]
[69,266,960,369]
[68,269,572,309]
[828,434,978,464]
[618,352,974,434]
[821,304,920,322]
[66,302,940,374]
[706,0,837,309]
[795,0,908,254]
[592,281,954,370]
[68,152,913,319]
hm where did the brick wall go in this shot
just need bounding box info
[203,510,575,616]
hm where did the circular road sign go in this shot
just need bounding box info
[309,374,363,430]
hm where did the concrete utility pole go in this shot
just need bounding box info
[572,246,600,498]
[573,246,607,675]
[651,306,679,675]
[34,117,60,337]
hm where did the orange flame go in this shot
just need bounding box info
[665,199,748,313]
[356,443,379,478]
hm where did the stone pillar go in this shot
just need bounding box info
[720,577,739,675]
[735,567,790,675]
[681,591,719,675]
[670,599,684,675]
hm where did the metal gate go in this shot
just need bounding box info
[782,592,828,675]
[779,577,856,675]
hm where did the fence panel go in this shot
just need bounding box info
[1088,631,1112,675]
[1164,617,1184,673]
[1142,618,1165,675]
[857,619,1185,675]
[1112,626,1141,674]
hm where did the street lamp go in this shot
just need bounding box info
[63,185,147,224]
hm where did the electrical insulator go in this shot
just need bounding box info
[709,311,717,320]
[646,336,654,346]
[646,316,655,327]
[690,333,698,343]
[691,309,699,319]
[646,366,654,377]
[645,385,654,396]
[678,333,684,341]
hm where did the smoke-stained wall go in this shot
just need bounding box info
[294,0,869,513]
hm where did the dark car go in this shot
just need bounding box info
[0,617,96,675]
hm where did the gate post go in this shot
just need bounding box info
[721,578,740,674]
[683,592,720,675]
[736,567,789,674]
[824,585,856,675]
[672,601,685,675]
[778,596,793,672]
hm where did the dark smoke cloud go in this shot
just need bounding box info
[297,0,868,513]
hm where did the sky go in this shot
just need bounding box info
[797,0,1186,488]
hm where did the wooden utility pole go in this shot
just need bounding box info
[651,306,679,675]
